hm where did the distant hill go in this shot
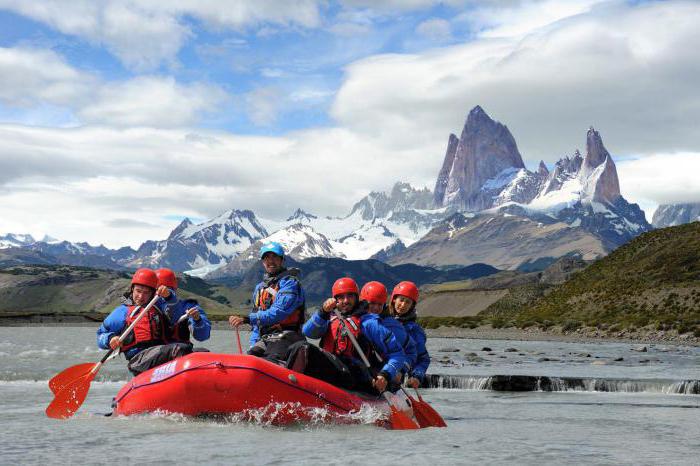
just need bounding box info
[213,256,499,305]
[417,256,587,318]
[0,265,238,323]
[491,222,700,334]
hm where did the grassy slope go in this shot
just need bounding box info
[0,265,239,321]
[510,222,700,333]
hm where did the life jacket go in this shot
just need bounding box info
[121,304,166,355]
[255,270,305,336]
[166,300,199,344]
[320,314,363,359]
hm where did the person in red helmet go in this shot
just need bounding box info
[155,268,211,345]
[290,277,408,393]
[390,281,430,388]
[360,281,417,384]
[96,268,191,375]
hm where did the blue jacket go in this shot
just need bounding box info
[96,291,177,360]
[402,320,430,381]
[248,274,305,346]
[380,315,417,375]
[303,310,407,382]
[165,298,211,342]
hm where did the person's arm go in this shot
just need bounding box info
[362,319,407,382]
[248,278,304,328]
[188,304,211,341]
[96,306,127,349]
[409,324,430,382]
[302,310,330,339]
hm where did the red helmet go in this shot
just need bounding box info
[360,281,388,304]
[332,277,359,297]
[131,268,158,290]
[391,281,419,303]
[156,268,178,290]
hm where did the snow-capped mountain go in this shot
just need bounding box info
[3,105,656,275]
[130,209,269,275]
[0,233,36,249]
[432,106,650,247]
[652,203,700,228]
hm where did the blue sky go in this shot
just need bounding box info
[0,0,698,248]
[0,2,477,134]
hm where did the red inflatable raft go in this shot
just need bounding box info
[112,352,411,425]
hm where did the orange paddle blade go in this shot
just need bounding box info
[387,405,420,430]
[415,392,447,428]
[45,370,97,419]
[407,394,433,428]
[49,363,96,394]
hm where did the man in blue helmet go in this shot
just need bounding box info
[229,241,306,364]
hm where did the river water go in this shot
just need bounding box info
[1,327,698,465]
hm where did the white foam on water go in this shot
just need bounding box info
[17,349,58,358]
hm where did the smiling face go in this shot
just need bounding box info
[392,295,414,315]
[132,284,155,306]
[334,292,357,313]
[261,252,284,274]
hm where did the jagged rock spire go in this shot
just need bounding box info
[435,106,525,210]
[580,128,621,204]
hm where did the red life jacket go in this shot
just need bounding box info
[320,314,362,359]
[255,275,305,335]
[121,305,166,352]
[167,318,191,344]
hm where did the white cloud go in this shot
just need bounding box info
[416,18,452,41]
[0,123,433,247]
[617,152,700,210]
[458,0,603,38]
[0,0,325,70]
[78,76,227,127]
[0,46,227,128]
[0,46,95,107]
[331,1,700,163]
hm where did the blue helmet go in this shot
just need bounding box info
[259,241,284,259]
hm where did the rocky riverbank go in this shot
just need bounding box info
[426,324,699,346]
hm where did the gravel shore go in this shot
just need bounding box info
[426,325,699,346]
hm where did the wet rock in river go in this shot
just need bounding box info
[614,357,624,361]
[481,347,492,352]
[464,352,485,362]
[631,346,648,352]
[439,347,461,353]
[504,348,519,352]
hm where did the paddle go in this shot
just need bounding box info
[412,387,447,427]
[330,309,419,430]
[235,326,243,354]
[45,294,161,419]
[48,308,185,395]
[400,386,447,428]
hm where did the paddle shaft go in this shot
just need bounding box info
[235,327,243,354]
[92,294,162,373]
[330,309,371,368]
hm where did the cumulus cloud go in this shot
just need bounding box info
[0,123,433,247]
[0,46,227,128]
[331,1,700,163]
[0,0,324,70]
[78,76,228,127]
[0,46,96,107]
